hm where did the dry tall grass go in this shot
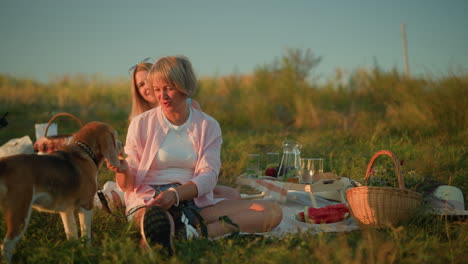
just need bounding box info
[0,49,467,263]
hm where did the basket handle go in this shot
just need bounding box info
[364,150,405,189]
[44,113,83,137]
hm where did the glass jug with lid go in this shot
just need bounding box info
[278,139,302,182]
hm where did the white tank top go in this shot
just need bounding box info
[144,107,198,185]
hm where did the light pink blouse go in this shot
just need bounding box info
[120,106,224,214]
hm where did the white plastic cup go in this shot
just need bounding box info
[300,158,313,184]
[35,123,57,141]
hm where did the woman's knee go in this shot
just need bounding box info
[265,202,283,227]
[214,185,241,200]
[225,187,241,200]
[245,200,282,225]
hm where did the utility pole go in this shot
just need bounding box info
[402,24,410,76]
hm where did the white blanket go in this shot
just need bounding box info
[236,175,360,236]
[0,136,34,158]
[266,191,359,237]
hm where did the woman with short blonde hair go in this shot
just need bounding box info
[108,55,282,256]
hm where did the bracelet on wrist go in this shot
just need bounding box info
[168,187,180,206]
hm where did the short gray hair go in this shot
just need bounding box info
[147,55,197,97]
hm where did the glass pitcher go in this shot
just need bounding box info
[278,140,302,182]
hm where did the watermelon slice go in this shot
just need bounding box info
[299,203,349,224]
[295,211,306,222]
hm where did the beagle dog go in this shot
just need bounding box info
[0,121,122,263]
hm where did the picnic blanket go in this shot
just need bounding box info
[0,136,34,158]
[269,191,359,236]
[237,175,356,204]
[236,175,360,236]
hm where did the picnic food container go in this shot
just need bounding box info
[346,150,422,228]
[33,113,83,153]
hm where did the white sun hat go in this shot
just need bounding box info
[427,185,467,218]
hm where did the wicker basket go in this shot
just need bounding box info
[346,150,422,228]
[33,113,83,153]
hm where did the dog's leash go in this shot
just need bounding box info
[96,189,130,219]
[97,190,113,215]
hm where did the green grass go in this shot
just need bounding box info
[0,50,467,263]
[2,211,466,263]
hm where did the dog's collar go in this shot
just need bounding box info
[71,140,98,166]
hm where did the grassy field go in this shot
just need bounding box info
[0,50,467,263]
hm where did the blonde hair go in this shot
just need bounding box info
[147,56,197,97]
[129,62,154,120]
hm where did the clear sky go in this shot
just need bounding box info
[1,0,467,83]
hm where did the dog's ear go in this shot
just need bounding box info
[101,127,121,167]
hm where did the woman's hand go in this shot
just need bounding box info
[147,190,177,210]
[106,158,128,173]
